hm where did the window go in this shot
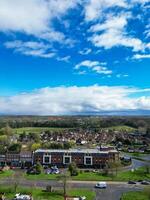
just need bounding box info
[63,156,71,164]
[84,156,92,165]
[44,156,50,163]
[43,155,51,164]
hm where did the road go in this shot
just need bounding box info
[0,179,145,200]
[94,184,141,200]
[122,153,150,171]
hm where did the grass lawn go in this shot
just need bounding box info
[103,125,136,132]
[72,172,112,181]
[0,186,95,200]
[24,173,60,181]
[23,167,150,182]
[121,190,150,200]
[126,152,150,157]
[72,167,150,181]
[13,127,73,134]
[115,167,150,181]
[68,189,95,200]
[0,170,14,179]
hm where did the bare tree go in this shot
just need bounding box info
[57,172,70,200]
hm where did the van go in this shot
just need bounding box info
[95,181,107,188]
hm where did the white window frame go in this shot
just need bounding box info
[43,155,51,164]
[84,156,93,165]
[63,155,72,164]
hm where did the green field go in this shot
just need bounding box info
[25,173,59,181]
[73,167,150,181]
[104,125,136,132]
[121,190,150,200]
[11,125,135,134]
[0,170,14,179]
[24,167,150,182]
[0,186,95,200]
[13,127,73,134]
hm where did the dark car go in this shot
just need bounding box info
[128,180,136,184]
[141,181,150,185]
[26,169,40,175]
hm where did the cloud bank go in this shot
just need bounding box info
[0,85,150,115]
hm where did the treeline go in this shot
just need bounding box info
[0,116,150,129]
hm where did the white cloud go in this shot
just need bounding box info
[0,85,150,115]
[132,0,150,5]
[89,14,144,51]
[75,60,112,75]
[79,48,92,55]
[116,74,129,78]
[75,60,99,69]
[133,54,150,59]
[89,14,128,32]
[146,42,150,49]
[4,40,56,58]
[84,0,127,22]
[0,0,79,43]
[56,56,71,62]
[77,71,87,75]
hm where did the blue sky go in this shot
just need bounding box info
[0,0,150,115]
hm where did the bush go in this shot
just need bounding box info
[35,162,43,174]
[68,162,79,176]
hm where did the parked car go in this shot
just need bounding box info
[14,193,31,200]
[26,169,40,175]
[79,196,86,200]
[128,180,136,184]
[71,197,86,200]
[141,181,150,185]
[95,182,107,188]
[45,166,60,175]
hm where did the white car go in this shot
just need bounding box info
[95,182,107,189]
[14,194,31,200]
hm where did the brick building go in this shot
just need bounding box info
[34,148,119,168]
[0,151,33,167]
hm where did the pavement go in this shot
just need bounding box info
[94,184,142,200]
[121,153,150,171]
[0,178,146,200]
[1,155,149,200]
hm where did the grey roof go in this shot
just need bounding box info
[35,148,118,154]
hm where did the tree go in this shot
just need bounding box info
[29,132,40,143]
[0,135,9,146]
[108,161,121,176]
[63,142,73,149]
[68,162,78,176]
[31,143,41,151]
[57,173,70,199]
[0,145,6,153]
[35,162,43,174]
[12,172,20,193]
[4,124,13,136]
[8,143,21,152]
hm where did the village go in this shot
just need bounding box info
[0,117,150,200]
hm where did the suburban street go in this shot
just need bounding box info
[121,153,150,171]
[1,155,149,200]
[0,178,145,200]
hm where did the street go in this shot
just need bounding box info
[94,184,142,200]
[0,179,144,200]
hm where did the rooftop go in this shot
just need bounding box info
[35,148,118,154]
